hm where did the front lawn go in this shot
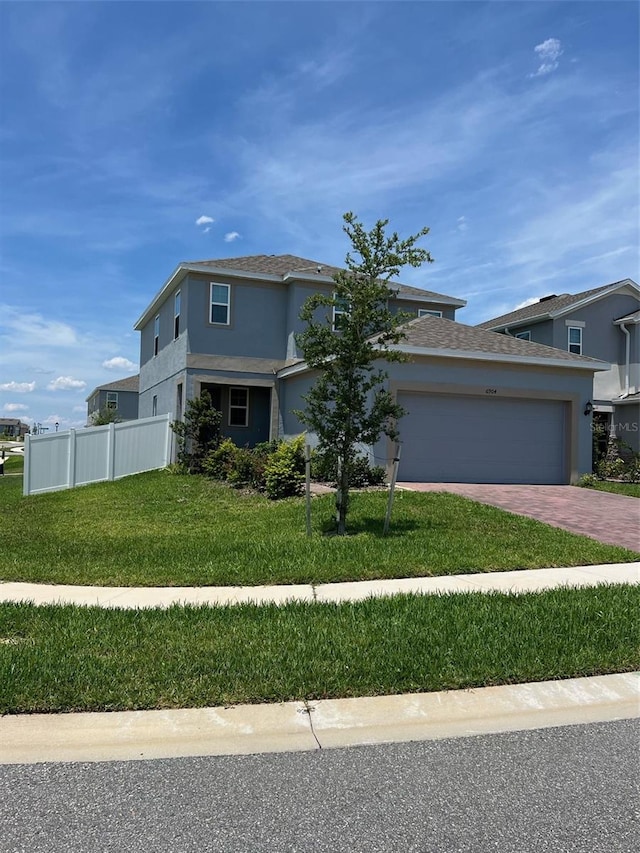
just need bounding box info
[581,481,640,498]
[0,471,637,587]
[0,585,637,714]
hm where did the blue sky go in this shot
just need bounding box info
[0,1,638,430]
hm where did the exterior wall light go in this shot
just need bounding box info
[584,401,594,416]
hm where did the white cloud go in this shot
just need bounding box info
[513,297,541,311]
[47,376,87,391]
[102,356,137,371]
[196,215,214,226]
[224,231,241,243]
[0,381,36,393]
[3,402,29,412]
[457,216,468,232]
[530,38,563,77]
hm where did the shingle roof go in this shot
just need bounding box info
[186,254,463,304]
[400,315,605,364]
[476,280,636,330]
[89,375,139,395]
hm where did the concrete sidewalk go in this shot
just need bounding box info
[1,562,638,609]
[1,673,637,764]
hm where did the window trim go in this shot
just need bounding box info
[228,386,249,427]
[153,314,160,357]
[174,290,181,340]
[106,391,118,410]
[568,326,582,355]
[210,282,231,325]
[515,330,531,341]
[418,309,443,318]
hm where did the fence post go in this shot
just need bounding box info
[165,413,173,466]
[107,422,116,481]
[23,434,31,496]
[67,430,77,489]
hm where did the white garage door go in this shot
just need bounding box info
[397,393,568,484]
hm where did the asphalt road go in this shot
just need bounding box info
[1,719,638,852]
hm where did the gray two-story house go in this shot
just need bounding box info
[478,279,640,452]
[135,255,608,484]
[86,375,140,424]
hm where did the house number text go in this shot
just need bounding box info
[485,388,498,394]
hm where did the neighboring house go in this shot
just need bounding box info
[0,418,29,438]
[134,254,607,484]
[86,375,140,424]
[477,279,640,452]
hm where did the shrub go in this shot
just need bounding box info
[227,446,267,490]
[311,448,386,487]
[577,473,600,488]
[264,436,305,500]
[203,438,238,481]
[171,392,222,474]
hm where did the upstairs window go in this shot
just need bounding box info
[229,387,248,427]
[153,314,160,356]
[418,309,442,318]
[174,291,181,340]
[568,326,582,355]
[152,395,158,416]
[332,294,350,331]
[106,392,118,410]
[210,283,230,325]
[515,330,531,341]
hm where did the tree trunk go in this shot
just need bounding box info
[336,452,350,535]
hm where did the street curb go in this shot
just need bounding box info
[1,673,638,765]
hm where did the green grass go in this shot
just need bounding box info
[582,481,640,498]
[0,454,23,475]
[0,470,637,586]
[1,585,637,713]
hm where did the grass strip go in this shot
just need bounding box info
[1,585,638,713]
[581,481,640,498]
[0,471,637,587]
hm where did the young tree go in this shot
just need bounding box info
[296,212,433,534]
[171,390,222,473]
[89,407,122,426]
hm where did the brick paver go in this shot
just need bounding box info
[398,484,640,552]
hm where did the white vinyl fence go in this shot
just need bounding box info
[23,415,173,496]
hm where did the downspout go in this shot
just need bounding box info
[619,323,630,398]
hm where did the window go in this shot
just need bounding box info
[229,387,248,427]
[332,294,350,331]
[210,283,230,325]
[106,392,118,410]
[152,395,158,416]
[568,326,582,355]
[515,330,531,341]
[154,314,160,356]
[176,383,183,421]
[174,291,181,340]
[418,309,442,318]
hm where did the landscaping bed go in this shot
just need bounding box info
[0,471,637,587]
[1,585,637,714]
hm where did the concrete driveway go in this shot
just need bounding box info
[398,483,640,552]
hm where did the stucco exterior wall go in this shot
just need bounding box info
[185,273,288,360]
[280,355,597,481]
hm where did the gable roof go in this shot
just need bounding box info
[135,254,466,330]
[476,279,639,331]
[278,314,609,378]
[85,374,139,401]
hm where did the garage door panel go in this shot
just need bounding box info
[397,393,567,485]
